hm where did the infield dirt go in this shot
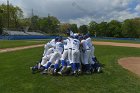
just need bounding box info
[118,57,140,76]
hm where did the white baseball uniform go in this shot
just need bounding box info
[67,37,73,64]
[43,39,56,56]
[61,39,69,61]
[47,41,63,65]
[71,38,80,64]
[86,37,95,64]
[41,47,55,66]
[81,39,91,65]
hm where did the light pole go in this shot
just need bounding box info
[57,23,60,35]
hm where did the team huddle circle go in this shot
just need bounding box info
[31,30,102,76]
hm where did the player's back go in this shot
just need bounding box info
[46,47,55,55]
[63,38,71,49]
[47,39,56,47]
[81,39,90,50]
[86,37,93,48]
[55,42,64,54]
[67,37,73,48]
[71,39,80,50]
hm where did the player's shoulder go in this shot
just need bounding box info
[86,37,91,40]
[51,39,55,41]
[74,39,80,42]
[56,41,62,44]
[50,39,55,43]
[81,39,86,42]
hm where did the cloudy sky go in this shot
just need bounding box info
[0,0,140,26]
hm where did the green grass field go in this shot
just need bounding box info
[0,44,140,93]
[0,40,47,49]
[1,39,140,49]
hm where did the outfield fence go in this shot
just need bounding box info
[0,35,140,42]
[0,35,58,40]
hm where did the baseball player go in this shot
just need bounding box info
[85,33,95,57]
[85,33,96,70]
[43,37,59,56]
[66,30,74,65]
[58,38,69,74]
[41,37,64,74]
[57,30,74,75]
[80,36,91,74]
[70,34,81,76]
[40,47,55,66]
[31,40,57,74]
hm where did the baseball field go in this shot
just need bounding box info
[0,40,140,93]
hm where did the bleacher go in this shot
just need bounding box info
[5,31,28,35]
[25,32,44,35]
[0,30,57,40]
[3,30,45,36]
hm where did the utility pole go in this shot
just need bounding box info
[31,9,34,17]
[31,8,34,30]
[7,0,10,29]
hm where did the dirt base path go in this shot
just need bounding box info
[0,44,44,53]
[93,41,140,48]
[118,57,140,76]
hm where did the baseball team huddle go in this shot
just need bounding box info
[31,30,102,76]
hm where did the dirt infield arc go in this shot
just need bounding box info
[0,41,140,53]
[118,57,140,76]
[93,41,140,48]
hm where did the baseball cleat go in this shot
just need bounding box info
[97,67,101,73]
[85,71,92,75]
[57,71,62,75]
[30,66,38,74]
[74,71,79,77]
[78,69,82,75]
[41,69,48,75]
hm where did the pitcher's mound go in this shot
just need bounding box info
[118,57,140,76]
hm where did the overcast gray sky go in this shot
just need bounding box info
[0,0,140,26]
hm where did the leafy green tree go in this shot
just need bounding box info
[0,9,3,35]
[59,23,78,35]
[96,22,108,37]
[107,20,122,37]
[60,23,71,35]
[122,19,132,37]
[0,4,23,29]
[79,25,88,35]
[88,21,97,36]
[30,15,40,30]
[46,15,60,34]
[122,18,140,38]
[69,24,78,33]
[19,18,31,29]
[131,18,140,38]
[35,16,60,34]
[10,6,23,28]
[0,21,2,35]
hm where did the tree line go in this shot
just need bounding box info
[0,4,140,38]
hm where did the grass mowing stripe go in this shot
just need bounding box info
[0,46,140,93]
[0,40,48,49]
